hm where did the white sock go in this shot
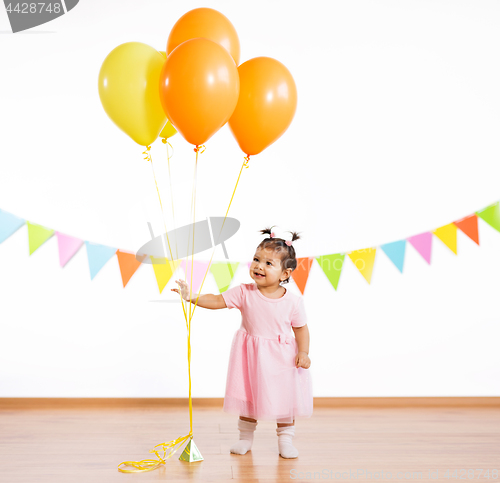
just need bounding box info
[276,425,299,458]
[230,418,257,455]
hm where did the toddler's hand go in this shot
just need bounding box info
[295,351,311,369]
[170,279,192,302]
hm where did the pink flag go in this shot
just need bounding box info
[180,260,211,294]
[56,232,84,267]
[407,232,432,264]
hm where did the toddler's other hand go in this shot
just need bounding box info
[295,351,311,369]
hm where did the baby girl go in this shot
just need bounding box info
[172,226,313,458]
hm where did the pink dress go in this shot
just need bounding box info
[221,282,313,423]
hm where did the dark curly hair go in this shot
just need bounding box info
[255,226,301,284]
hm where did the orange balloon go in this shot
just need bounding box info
[159,38,240,146]
[228,57,298,156]
[167,7,240,65]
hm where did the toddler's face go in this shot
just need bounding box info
[250,248,287,286]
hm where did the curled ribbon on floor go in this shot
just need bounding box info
[118,433,193,473]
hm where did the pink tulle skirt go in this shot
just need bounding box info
[223,329,313,423]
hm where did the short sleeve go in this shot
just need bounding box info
[221,284,244,310]
[291,297,308,327]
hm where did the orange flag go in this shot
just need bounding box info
[453,214,479,245]
[116,250,147,288]
[292,257,314,294]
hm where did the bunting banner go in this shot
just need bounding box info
[1,199,499,295]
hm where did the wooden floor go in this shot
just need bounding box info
[0,399,499,482]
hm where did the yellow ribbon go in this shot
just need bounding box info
[142,145,152,163]
[118,433,193,473]
[118,145,249,473]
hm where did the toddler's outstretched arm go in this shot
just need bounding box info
[171,279,227,309]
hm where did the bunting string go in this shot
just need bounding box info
[1,198,500,295]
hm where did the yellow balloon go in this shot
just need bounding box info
[159,121,177,139]
[98,42,167,146]
[157,52,177,140]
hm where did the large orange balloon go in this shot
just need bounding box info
[167,7,240,65]
[159,38,240,146]
[228,57,298,156]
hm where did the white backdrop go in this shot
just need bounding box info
[0,0,499,397]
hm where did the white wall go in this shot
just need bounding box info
[0,0,499,397]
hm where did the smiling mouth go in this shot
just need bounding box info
[254,272,265,277]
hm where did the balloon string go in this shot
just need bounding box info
[118,148,249,473]
[186,147,199,434]
[144,144,178,267]
[147,146,186,334]
[117,144,195,474]
[161,139,188,322]
[190,155,250,321]
[163,139,181,269]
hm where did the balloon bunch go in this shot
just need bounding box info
[98,7,297,157]
[98,7,297,473]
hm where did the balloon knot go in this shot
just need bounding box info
[161,138,167,144]
[193,145,206,154]
[142,145,152,162]
[243,155,250,168]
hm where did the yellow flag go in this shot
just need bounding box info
[347,248,376,284]
[151,257,180,294]
[432,223,457,255]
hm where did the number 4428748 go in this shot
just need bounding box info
[5,3,62,14]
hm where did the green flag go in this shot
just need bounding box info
[210,261,240,293]
[315,253,345,291]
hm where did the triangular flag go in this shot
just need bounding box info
[179,438,203,462]
[347,248,376,284]
[210,261,240,293]
[315,254,345,291]
[380,240,406,273]
[27,221,54,255]
[476,202,500,233]
[151,257,180,294]
[453,214,479,245]
[432,223,457,255]
[56,232,84,267]
[407,232,432,264]
[85,241,117,280]
[292,257,314,294]
[0,210,25,243]
[180,260,211,294]
[116,250,147,288]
